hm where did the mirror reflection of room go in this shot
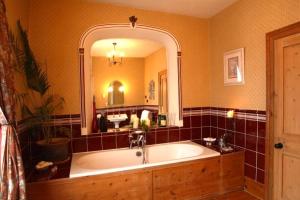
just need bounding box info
[91,38,167,132]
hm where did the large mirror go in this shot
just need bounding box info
[91,38,167,110]
[79,24,183,134]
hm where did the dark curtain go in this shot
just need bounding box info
[0,0,26,199]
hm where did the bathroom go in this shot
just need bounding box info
[0,0,299,199]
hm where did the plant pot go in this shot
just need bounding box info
[36,138,70,162]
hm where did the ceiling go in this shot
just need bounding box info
[88,0,239,18]
[91,38,163,58]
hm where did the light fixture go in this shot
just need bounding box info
[129,16,138,28]
[226,110,235,118]
[107,42,124,65]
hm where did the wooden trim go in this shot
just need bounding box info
[245,177,264,200]
[79,48,86,128]
[27,153,244,200]
[177,51,183,120]
[266,21,300,200]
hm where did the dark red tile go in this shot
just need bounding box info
[257,137,265,154]
[245,164,256,180]
[202,127,210,138]
[217,129,225,138]
[246,135,257,151]
[72,138,87,153]
[258,121,266,138]
[190,107,203,111]
[257,153,265,170]
[226,131,234,145]
[235,133,245,147]
[71,124,82,138]
[183,116,191,128]
[226,118,235,131]
[156,131,168,144]
[202,115,210,127]
[102,135,116,150]
[146,131,156,145]
[217,116,225,129]
[191,116,201,127]
[246,120,258,136]
[169,128,180,142]
[117,134,129,148]
[245,150,256,166]
[236,118,245,133]
[256,169,265,184]
[183,107,191,111]
[180,128,191,141]
[87,137,102,151]
[191,128,201,140]
[257,110,266,115]
[211,115,217,127]
[210,127,217,138]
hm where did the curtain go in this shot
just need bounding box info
[0,0,26,199]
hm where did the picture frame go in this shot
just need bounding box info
[224,48,244,85]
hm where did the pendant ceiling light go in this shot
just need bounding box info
[107,42,124,65]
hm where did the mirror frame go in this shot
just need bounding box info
[79,24,183,134]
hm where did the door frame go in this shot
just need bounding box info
[266,21,300,200]
[158,69,168,113]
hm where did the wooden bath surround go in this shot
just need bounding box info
[27,151,244,200]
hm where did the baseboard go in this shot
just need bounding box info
[244,177,264,200]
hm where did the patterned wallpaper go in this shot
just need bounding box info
[210,0,300,110]
[28,0,211,115]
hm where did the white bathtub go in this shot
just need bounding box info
[70,141,220,178]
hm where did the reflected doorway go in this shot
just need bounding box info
[158,70,168,114]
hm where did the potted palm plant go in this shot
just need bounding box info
[12,21,70,162]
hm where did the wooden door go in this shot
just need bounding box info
[273,33,300,200]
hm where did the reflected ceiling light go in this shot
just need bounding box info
[108,86,113,93]
[107,42,124,65]
[118,86,125,92]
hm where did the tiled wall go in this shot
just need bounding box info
[208,107,266,184]
[18,106,266,184]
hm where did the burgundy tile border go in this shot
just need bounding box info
[18,106,266,184]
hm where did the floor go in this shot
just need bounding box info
[203,191,259,200]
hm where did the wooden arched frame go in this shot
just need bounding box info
[79,24,183,134]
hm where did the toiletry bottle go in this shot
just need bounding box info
[158,114,167,127]
[99,112,108,132]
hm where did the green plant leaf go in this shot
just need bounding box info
[16,21,50,95]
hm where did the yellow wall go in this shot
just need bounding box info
[28,0,211,114]
[14,0,300,114]
[210,0,300,110]
[5,0,30,120]
[92,57,145,107]
[5,0,29,31]
[144,48,167,105]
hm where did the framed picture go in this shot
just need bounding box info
[224,48,244,85]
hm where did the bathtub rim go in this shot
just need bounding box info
[70,140,220,178]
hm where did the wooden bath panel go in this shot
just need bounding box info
[27,151,244,200]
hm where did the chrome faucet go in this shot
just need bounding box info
[129,131,147,164]
[129,132,146,149]
[137,135,146,148]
